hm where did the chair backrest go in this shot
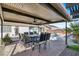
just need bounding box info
[39,33,50,42]
[39,33,45,42]
[19,33,24,40]
[30,32,33,35]
[47,33,51,40]
[45,33,50,40]
[19,33,21,39]
[24,32,28,35]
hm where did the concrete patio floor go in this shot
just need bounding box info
[12,39,66,56]
[60,48,79,56]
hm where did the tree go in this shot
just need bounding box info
[70,23,79,41]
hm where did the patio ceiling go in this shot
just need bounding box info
[1,22,37,27]
[1,3,71,25]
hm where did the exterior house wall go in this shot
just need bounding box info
[19,27,29,34]
[0,26,29,38]
[0,26,13,38]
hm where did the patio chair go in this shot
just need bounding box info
[44,33,51,49]
[21,33,33,48]
[38,33,44,52]
[31,33,51,52]
[36,33,47,52]
[19,33,36,55]
[30,33,45,52]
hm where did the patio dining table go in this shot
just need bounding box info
[29,35,40,42]
[27,35,40,50]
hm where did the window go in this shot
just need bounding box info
[0,25,11,33]
[15,26,19,35]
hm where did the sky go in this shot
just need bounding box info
[49,22,70,29]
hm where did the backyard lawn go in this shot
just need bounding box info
[67,45,79,52]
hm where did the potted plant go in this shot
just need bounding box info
[2,34,12,45]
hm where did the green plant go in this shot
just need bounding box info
[67,45,79,52]
[70,23,79,35]
[66,28,72,33]
[33,31,38,34]
[22,34,31,43]
[2,34,12,45]
[68,23,79,41]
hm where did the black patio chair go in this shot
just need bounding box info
[46,33,51,40]
[31,33,50,52]
[35,33,47,52]
[44,33,51,49]
[30,33,45,52]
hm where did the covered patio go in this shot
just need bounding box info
[0,3,71,56]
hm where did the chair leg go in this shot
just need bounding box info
[32,42,35,51]
[30,42,34,56]
[49,40,50,48]
[39,44,41,53]
[44,41,47,49]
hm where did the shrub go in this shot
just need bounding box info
[69,23,79,41]
[70,23,79,35]
[67,45,79,52]
[72,39,79,44]
[2,34,12,45]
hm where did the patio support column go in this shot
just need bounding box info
[65,21,68,46]
[28,26,30,35]
[38,25,40,35]
[0,4,4,45]
[0,4,4,55]
[0,14,3,45]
